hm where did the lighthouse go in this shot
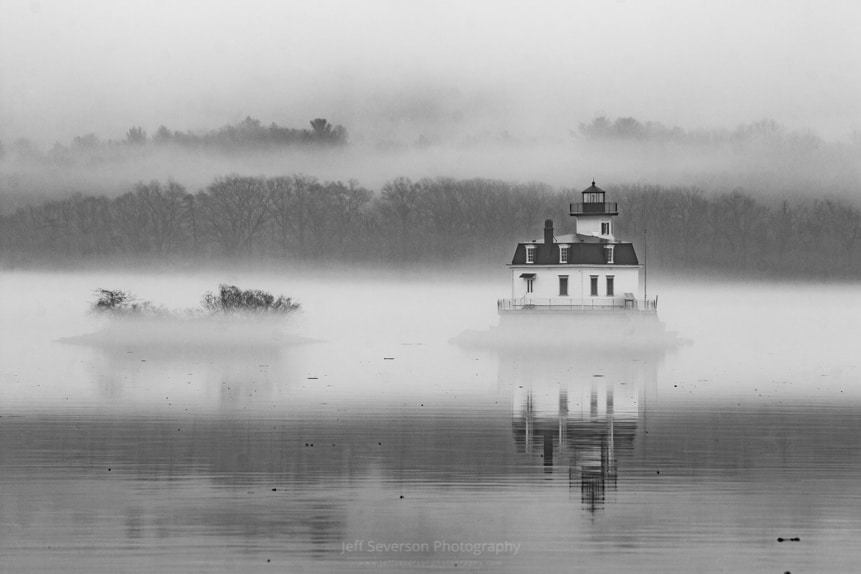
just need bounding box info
[498,180,655,314]
[570,179,619,240]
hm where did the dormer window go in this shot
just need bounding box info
[604,245,615,264]
[525,245,535,264]
[559,245,569,264]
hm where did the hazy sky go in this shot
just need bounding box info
[2,0,860,145]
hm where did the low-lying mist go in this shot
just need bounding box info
[3,116,860,214]
[3,116,861,280]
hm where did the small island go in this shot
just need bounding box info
[92,284,300,318]
[65,284,303,348]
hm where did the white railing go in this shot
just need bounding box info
[497,297,657,312]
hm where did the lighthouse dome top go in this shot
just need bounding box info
[570,179,618,217]
[582,179,608,195]
[581,179,609,205]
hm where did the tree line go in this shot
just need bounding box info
[2,117,348,164]
[614,184,860,277]
[1,175,859,278]
[577,116,845,151]
[6,115,860,166]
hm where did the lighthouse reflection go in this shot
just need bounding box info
[504,345,660,512]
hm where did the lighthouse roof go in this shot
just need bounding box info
[515,233,609,245]
[556,233,610,244]
[510,241,639,265]
[582,180,608,194]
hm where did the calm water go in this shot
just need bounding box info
[1,271,860,573]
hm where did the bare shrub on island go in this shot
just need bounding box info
[91,288,166,317]
[201,284,300,317]
[91,285,299,319]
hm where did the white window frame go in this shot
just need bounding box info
[558,275,569,296]
[526,278,534,293]
[590,275,598,297]
[604,245,615,264]
[606,275,615,297]
[559,245,569,264]
[526,245,535,264]
[601,221,611,235]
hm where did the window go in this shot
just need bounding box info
[604,245,615,264]
[559,245,569,264]
[559,275,569,296]
[601,221,611,235]
[526,245,535,264]
[590,275,598,296]
[520,273,536,294]
[606,275,615,297]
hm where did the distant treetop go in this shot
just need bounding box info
[149,116,348,149]
[11,117,351,158]
[576,115,822,150]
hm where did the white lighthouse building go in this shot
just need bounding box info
[498,180,656,314]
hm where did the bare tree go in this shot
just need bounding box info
[131,180,191,254]
[113,191,153,254]
[312,179,372,253]
[378,177,423,260]
[197,175,271,256]
[266,174,317,257]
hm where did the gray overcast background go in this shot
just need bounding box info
[2,0,860,146]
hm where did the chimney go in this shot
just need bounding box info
[544,219,554,245]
